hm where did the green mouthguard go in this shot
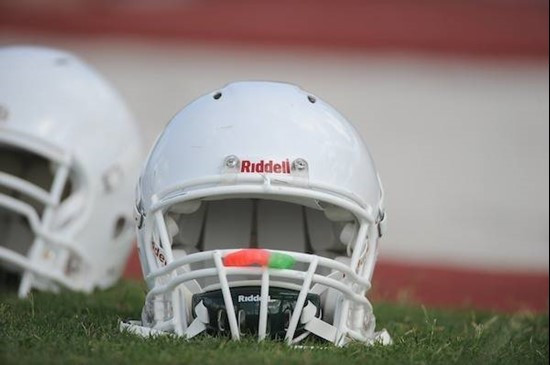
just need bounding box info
[267,252,295,269]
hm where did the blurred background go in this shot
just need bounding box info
[1,0,548,312]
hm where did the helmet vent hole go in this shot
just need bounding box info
[307,95,316,104]
[54,57,70,66]
[0,104,8,122]
[213,92,223,100]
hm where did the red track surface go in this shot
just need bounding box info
[0,0,548,58]
[123,249,548,313]
[373,261,548,313]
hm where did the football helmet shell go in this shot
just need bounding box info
[123,81,389,346]
[0,46,142,297]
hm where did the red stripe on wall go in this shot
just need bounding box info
[123,248,548,313]
[373,261,548,313]
[0,0,548,58]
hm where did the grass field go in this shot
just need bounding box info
[1,281,548,365]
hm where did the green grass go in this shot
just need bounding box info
[0,281,548,365]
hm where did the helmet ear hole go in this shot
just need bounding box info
[112,216,129,240]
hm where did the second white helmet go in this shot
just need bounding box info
[0,46,143,297]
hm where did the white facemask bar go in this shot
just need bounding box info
[142,249,372,343]
[133,174,385,345]
[0,131,91,297]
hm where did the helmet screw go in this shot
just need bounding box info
[292,158,308,171]
[224,155,240,169]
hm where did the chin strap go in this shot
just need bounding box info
[370,329,393,346]
[120,300,210,339]
[183,301,209,339]
[121,299,391,347]
[301,302,338,343]
[298,301,392,346]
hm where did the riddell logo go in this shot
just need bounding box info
[151,241,167,266]
[241,159,291,174]
[238,294,272,303]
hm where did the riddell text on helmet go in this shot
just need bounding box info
[240,159,291,174]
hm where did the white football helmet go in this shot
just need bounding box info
[122,81,390,346]
[0,46,142,297]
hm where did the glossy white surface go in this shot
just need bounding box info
[0,46,143,295]
[141,81,381,212]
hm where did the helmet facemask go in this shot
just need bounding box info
[0,138,91,297]
[127,174,390,346]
